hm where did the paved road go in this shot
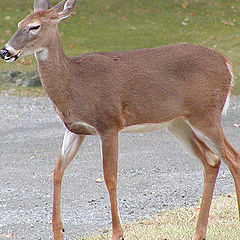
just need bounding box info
[0,95,239,240]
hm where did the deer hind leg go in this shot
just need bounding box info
[100,129,124,240]
[52,129,85,240]
[189,117,240,220]
[168,119,221,240]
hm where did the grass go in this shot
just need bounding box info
[0,0,240,94]
[79,194,240,240]
[0,85,45,97]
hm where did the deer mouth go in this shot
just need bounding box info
[4,52,21,63]
[0,48,21,62]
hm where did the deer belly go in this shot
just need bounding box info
[121,122,171,133]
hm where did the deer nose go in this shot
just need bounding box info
[0,47,11,60]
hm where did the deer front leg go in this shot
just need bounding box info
[52,130,85,240]
[101,129,124,240]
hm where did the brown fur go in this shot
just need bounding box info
[38,42,232,134]
[2,1,239,240]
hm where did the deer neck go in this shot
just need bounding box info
[35,32,74,105]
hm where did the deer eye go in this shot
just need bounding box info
[29,25,40,31]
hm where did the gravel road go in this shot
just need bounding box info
[0,95,239,240]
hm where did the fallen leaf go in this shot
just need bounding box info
[95,178,104,183]
[0,232,14,238]
[6,30,12,35]
[221,20,234,26]
[209,36,216,40]
[188,207,200,222]
[139,221,152,225]
[182,1,189,8]
[130,26,137,30]
[20,58,25,64]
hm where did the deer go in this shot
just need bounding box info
[0,0,239,239]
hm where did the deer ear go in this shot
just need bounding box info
[34,0,50,12]
[51,0,66,13]
[57,0,77,21]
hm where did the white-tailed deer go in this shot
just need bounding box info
[0,0,239,239]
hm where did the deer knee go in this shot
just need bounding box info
[205,151,220,167]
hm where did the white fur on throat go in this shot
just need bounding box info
[34,48,48,61]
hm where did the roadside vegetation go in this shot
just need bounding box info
[0,0,240,94]
[79,194,240,240]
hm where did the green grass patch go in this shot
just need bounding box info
[79,194,240,240]
[0,85,45,97]
[0,0,240,93]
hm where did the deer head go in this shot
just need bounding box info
[0,0,76,62]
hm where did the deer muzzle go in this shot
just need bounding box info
[0,46,20,62]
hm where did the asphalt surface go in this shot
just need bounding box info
[0,95,239,240]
